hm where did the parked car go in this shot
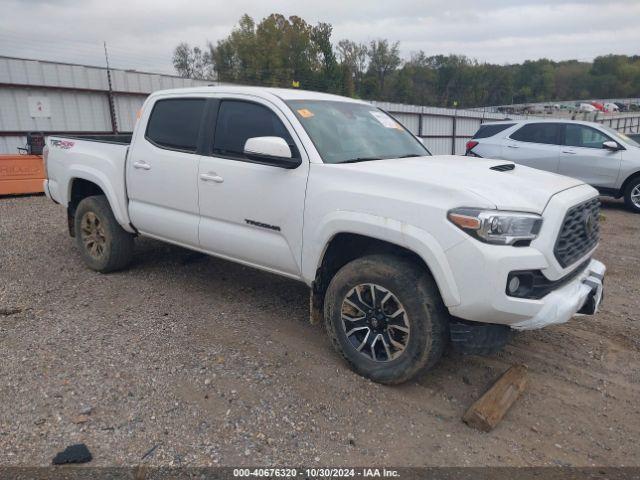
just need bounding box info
[44,87,605,384]
[604,102,620,113]
[578,103,597,112]
[614,102,628,112]
[466,119,640,212]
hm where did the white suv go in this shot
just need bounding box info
[466,119,640,213]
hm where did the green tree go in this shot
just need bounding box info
[172,42,211,79]
[175,14,640,108]
[365,39,401,98]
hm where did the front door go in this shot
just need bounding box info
[197,97,309,277]
[558,123,622,188]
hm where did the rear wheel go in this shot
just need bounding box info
[624,177,640,213]
[324,254,448,384]
[74,195,134,272]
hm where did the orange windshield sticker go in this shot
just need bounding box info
[297,108,314,118]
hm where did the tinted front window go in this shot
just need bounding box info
[146,98,205,152]
[286,100,429,164]
[213,101,294,158]
[473,123,514,139]
[602,125,639,147]
[565,124,611,149]
[510,123,560,145]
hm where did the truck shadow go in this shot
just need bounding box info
[599,196,628,212]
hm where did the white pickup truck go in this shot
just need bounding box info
[44,86,605,384]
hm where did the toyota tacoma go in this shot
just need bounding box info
[43,87,605,384]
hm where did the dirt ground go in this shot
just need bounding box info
[0,195,638,467]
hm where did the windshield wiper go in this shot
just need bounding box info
[339,153,423,164]
[339,156,383,164]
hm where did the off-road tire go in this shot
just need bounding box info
[623,177,640,213]
[324,254,449,384]
[74,195,134,273]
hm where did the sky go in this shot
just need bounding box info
[0,0,639,75]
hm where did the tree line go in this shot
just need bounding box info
[173,13,640,108]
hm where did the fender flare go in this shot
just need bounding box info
[66,166,134,233]
[621,170,640,194]
[303,211,461,307]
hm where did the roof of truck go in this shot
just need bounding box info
[150,85,367,104]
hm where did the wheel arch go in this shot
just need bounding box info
[621,170,640,195]
[306,214,461,323]
[65,171,134,235]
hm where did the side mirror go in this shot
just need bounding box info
[602,140,620,151]
[244,136,301,169]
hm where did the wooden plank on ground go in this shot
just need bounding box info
[462,364,528,432]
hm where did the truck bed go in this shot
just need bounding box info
[46,134,133,232]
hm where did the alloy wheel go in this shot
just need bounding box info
[80,211,107,259]
[631,185,640,209]
[340,283,410,362]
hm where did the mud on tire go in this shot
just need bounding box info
[324,254,449,384]
[74,195,134,273]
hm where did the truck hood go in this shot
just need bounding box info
[339,155,585,214]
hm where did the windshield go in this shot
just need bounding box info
[602,125,640,148]
[286,100,430,163]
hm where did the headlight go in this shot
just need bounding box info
[448,208,542,245]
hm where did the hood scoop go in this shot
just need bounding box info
[490,163,515,172]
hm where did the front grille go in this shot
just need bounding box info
[554,197,600,268]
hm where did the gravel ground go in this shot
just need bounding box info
[0,195,638,467]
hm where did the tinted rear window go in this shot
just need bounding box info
[146,98,206,152]
[510,123,560,145]
[473,123,514,139]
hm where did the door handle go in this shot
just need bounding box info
[562,150,577,154]
[199,173,224,183]
[133,161,151,170]
[507,144,519,149]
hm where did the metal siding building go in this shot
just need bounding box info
[0,56,211,154]
[371,101,529,155]
[1,55,532,155]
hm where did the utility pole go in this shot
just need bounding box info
[103,41,118,134]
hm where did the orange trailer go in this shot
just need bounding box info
[0,155,45,196]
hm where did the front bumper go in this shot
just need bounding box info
[445,184,605,330]
[509,259,605,330]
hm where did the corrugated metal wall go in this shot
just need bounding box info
[0,56,212,153]
[7,55,613,156]
[113,94,146,132]
[371,101,530,155]
[0,88,111,132]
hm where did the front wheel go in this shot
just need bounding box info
[624,177,640,213]
[323,254,449,384]
[74,195,134,273]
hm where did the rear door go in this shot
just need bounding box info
[197,97,309,277]
[127,97,207,247]
[503,123,562,173]
[558,123,622,188]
